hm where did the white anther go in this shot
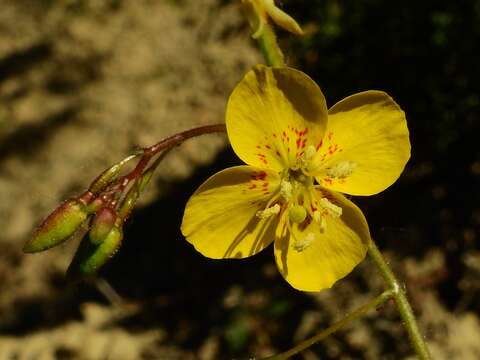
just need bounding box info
[326,161,357,179]
[320,198,342,218]
[293,232,316,252]
[280,179,293,201]
[305,145,316,160]
[256,204,281,219]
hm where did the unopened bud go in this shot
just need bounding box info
[67,225,123,279]
[264,0,304,36]
[89,207,117,245]
[23,199,89,253]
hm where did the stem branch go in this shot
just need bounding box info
[368,239,432,360]
[261,290,393,360]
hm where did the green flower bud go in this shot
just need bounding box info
[89,207,117,245]
[23,199,89,253]
[288,205,307,224]
[67,225,123,279]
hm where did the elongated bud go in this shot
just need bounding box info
[67,225,123,279]
[89,207,117,245]
[89,153,139,194]
[242,0,303,38]
[264,0,303,36]
[23,199,89,253]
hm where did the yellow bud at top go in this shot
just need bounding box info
[241,0,303,38]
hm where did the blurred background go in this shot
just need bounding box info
[0,0,478,359]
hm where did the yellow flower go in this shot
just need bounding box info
[181,65,410,291]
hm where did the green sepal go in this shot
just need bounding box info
[23,199,89,253]
[67,225,123,279]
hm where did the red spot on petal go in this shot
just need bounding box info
[316,140,323,150]
[265,144,271,149]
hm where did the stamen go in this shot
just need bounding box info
[256,204,281,219]
[304,145,316,160]
[312,210,327,232]
[320,216,327,233]
[280,179,293,201]
[293,232,316,252]
[320,198,342,218]
[326,161,357,179]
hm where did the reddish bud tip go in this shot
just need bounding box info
[89,207,117,245]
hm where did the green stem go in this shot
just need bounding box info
[248,8,430,360]
[368,239,432,360]
[256,23,285,67]
[261,290,393,360]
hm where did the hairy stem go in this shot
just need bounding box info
[261,290,394,360]
[368,239,432,360]
[256,23,285,67]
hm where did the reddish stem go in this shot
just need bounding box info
[124,123,225,187]
[97,123,226,208]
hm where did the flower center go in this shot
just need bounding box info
[254,146,346,253]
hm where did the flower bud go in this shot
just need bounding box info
[89,207,117,245]
[23,199,89,253]
[67,225,123,279]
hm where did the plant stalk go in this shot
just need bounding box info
[256,23,285,67]
[368,239,432,360]
[261,290,394,360]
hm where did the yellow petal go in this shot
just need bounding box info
[309,91,410,195]
[274,188,369,291]
[181,166,281,259]
[226,65,328,171]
